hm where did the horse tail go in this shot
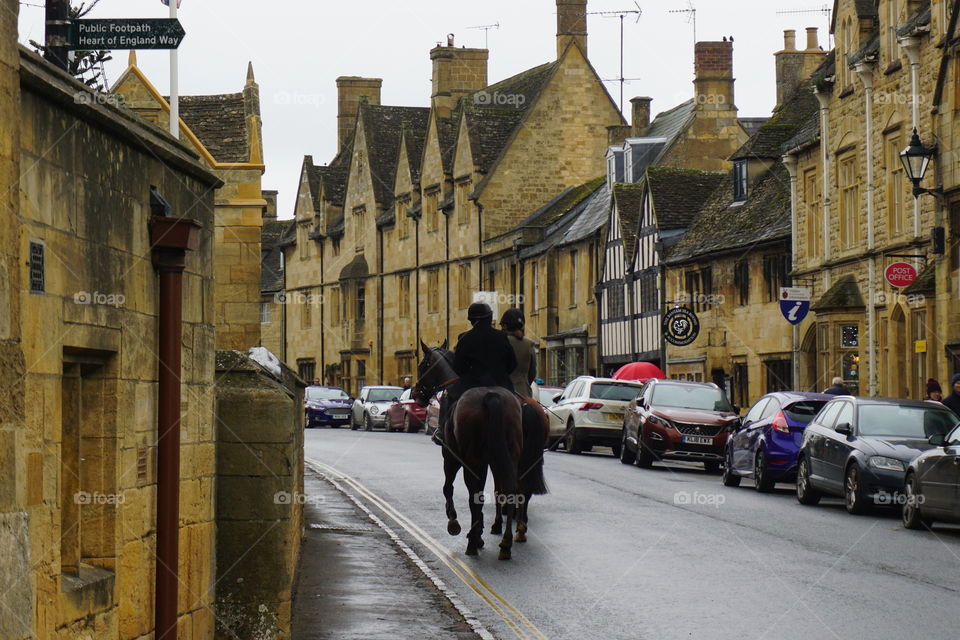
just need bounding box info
[519,403,548,496]
[484,392,517,499]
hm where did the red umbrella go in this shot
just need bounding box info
[613,362,666,382]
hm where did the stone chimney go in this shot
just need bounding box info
[694,41,735,112]
[774,27,826,108]
[336,76,382,151]
[430,36,489,118]
[631,97,652,137]
[262,190,278,219]
[557,0,588,59]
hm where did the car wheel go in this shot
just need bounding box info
[636,431,657,468]
[364,414,373,432]
[564,420,582,454]
[902,472,932,530]
[404,413,416,433]
[619,428,636,465]
[796,457,821,505]
[722,446,741,487]
[754,450,775,493]
[844,464,869,515]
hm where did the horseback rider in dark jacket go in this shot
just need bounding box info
[434,302,517,446]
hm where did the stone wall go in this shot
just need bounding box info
[214,351,304,640]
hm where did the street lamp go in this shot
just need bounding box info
[899,128,943,199]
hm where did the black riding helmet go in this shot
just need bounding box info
[500,308,524,332]
[467,302,493,325]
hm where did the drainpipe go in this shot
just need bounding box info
[900,36,923,239]
[855,61,878,397]
[150,214,202,640]
[814,87,833,267]
[782,153,800,389]
[378,227,384,383]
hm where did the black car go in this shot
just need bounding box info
[903,423,960,530]
[796,396,959,514]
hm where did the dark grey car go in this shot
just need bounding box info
[903,423,960,529]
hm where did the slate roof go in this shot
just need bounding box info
[733,81,819,160]
[832,0,879,32]
[518,182,610,259]
[261,219,293,293]
[663,163,791,265]
[561,183,612,246]
[898,5,931,37]
[647,100,695,147]
[613,183,645,267]
[517,176,606,230]
[176,93,249,163]
[813,274,865,311]
[847,32,880,67]
[359,104,431,207]
[739,117,769,139]
[904,261,936,295]
[782,52,836,153]
[647,166,726,231]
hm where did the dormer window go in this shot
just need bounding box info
[733,161,748,202]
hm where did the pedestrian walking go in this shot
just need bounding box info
[823,376,848,395]
[925,378,943,402]
[941,374,960,418]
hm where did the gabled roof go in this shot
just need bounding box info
[261,219,293,293]
[402,126,429,185]
[612,183,645,267]
[517,176,605,230]
[831,0,880,33]
[647,166,726,231]
[176,93,249,163]
[647,100,695,146]
[813,274,865,311]
[663,163,791,265]
[358,104,431,207]
[733,81,819,160]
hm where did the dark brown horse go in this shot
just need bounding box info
[414,342,546,559]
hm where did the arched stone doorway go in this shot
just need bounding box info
[799,324,817,392]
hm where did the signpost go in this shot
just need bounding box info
[884,262,918,288]
[69,19,186,50]
[779,287,811,326]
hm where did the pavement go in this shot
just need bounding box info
[292,467,487,640]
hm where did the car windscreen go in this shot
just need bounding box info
[651,385,734,412]
[306,387,349,401]
[367,389,401,402]
[784,401,828,425]
[857,404,960,438]
[538,388,563,407]
[589,383,641,402]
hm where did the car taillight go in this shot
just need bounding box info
[579,402,604,411]
[772,411,790,434]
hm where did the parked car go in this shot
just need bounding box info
[304,385,353,428]
[351,385,404,431]
[722,392,833,491]
[531,382,565,447]
[424,391,442,436]
[796,396,960,514]
[384,388,427,433]
[551,376,643,456]
[903,423,960,529]
[621,379,740,472]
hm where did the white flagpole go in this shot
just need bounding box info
[169,0,179,138]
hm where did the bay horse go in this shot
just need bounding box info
[413,341,547,559]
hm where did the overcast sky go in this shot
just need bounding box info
[18,0,833,218]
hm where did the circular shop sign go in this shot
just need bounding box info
[884,262,918,288]
[663,307,700,346]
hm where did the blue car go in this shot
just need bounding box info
[304,386,353,428]
[722,392,833,492]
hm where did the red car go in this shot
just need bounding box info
[384,388,427,433]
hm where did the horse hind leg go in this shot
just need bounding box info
[442,452,461,536]
[490,495,503,535]
[497,498,515,561]
[515,492,531,543]
[464,471,486,556]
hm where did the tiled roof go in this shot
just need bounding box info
[783,52,835,153]
[177,93,249,163]
[898,6,931,36]
[517,176,605,230]
[739,117,769,139]
[733,81,819,160]
[904,261,936,295]
[518,183,610,259]
[435,115,459,177]
[647,166,726,231]
[359,104,431,207]
[261,219,293,293]
[403,125,429,185]
[847,32,879,67]
[464,109,526,174]
[663,163,791,265]
[613,183,645,267]
[647,100,695,143]
[813,274,865,311]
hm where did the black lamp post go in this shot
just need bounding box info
[899,128,943,199]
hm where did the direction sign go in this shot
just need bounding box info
[70,19,186,50]
[884,262,918,288]
[779,287,811,326]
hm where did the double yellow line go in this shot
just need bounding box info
[307,459,548,640]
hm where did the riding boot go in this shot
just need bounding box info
[432,395,449,446]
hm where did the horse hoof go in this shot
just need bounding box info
[477,538,484,549]
[498,549,512,561]
[516,532,527,543]
[466,546,478,556]
[490,524,502,535]
[447,521,461,536]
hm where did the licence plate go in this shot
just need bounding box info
[331,411,349,417]
[605,413,624,422]
[682,435,713,445]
